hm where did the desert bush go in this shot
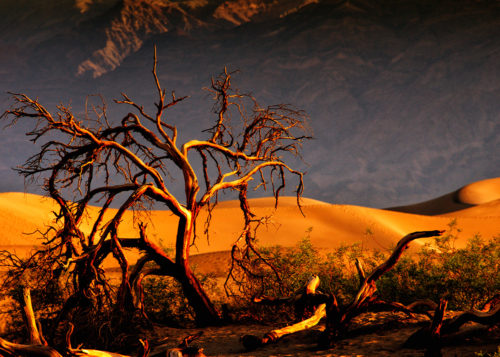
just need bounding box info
[234,224,499,322]
[142,276,195,326]
[476,346,500,357]
[142,270,220,327]
[377,225,500,310]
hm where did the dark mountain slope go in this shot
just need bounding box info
[1,0,499,207]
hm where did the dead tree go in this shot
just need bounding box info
[240,230,444,350]
[1,48,310,330]
[404,294,500,354]
[319,230,444,347]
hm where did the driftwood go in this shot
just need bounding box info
[0,338,63,357]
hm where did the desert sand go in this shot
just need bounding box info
[147,311,499,357]
[0,178,499,270]
[0,178,499,356]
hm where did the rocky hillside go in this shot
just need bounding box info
[1,0,499,207]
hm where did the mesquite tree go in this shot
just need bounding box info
[1,52,310,328]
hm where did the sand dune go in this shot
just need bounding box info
[0,178,498,272]
[387,177,500,215]
[0,181,499,352]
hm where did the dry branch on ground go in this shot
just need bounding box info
[240,230,447,350]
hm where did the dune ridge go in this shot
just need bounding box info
[387,177,500,215]
[0,178,498,273]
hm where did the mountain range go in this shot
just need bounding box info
[1,0,499,207]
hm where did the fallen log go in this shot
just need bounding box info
[242,275,326,350]
[241,304,326,351]
[367,298,437,318]
[240,231,444,351]
[404,298,500,351]
[320,230,444,347]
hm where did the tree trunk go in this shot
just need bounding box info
[178,265,222,326]
[175,215,222,326]
[425,299,447,357]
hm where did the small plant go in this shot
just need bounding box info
[143,276,195,325]
[378,225,500,310]
[142,268,219,326]
[476,346,500,357]
[233,223,499,323]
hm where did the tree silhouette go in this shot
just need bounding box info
[1,50,310,329]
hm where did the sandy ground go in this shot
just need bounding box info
[0,178,499,355]
[1,178,500,260]
[1,178,499,276]
[145,311,499,357]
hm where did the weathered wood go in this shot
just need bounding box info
[19,286,46,346]
[405,299,500,350]
[242,276,326,351]
[241,303,326,351]
[367,298,437,318]
[0,337,62,357]
[321,230,444,346]
[477,293,500,313]
[354,258,366,288]
[425,298,447,357]
[69,350,130,357]
[443,304,500,334]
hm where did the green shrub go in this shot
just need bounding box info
[142,276,195,326]
[235,224,499,322]
[377,228,499,310]
[142,270,219,327]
